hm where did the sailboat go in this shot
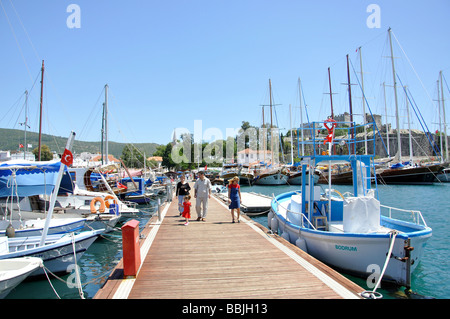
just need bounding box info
[288,79,321,186]
[0,161,86,237]
[376,28,445,184]
[254,79,289,185]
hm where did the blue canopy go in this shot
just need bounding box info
[0,160,64,198]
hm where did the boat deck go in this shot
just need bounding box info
[215,191,272,214]
[94,192,363,299]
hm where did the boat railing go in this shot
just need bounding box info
[272,195,317,230]
[297,121,376,157]
[380,204,428,227]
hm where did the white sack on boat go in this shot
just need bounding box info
[343,196,380,233]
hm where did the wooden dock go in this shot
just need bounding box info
[94,192,363,299]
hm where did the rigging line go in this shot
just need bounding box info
[397,75,442,158]
[300,80,314,138]
[8,0,41,63]
[0,0,33,83]
[77,87,105,141]
[349,58,389,156]
[391,30,437,112]
[443,72,450,96]
[0,91,26,124]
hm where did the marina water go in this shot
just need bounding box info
[6,184,449,299]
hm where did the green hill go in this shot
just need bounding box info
[0,128,160,158]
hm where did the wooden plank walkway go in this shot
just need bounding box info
[95,190,363,299]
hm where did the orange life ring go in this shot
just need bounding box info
[90,197,106,214]
[104,195,117,208]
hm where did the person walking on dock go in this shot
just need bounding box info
[180,195,192,226]
[176,175,191,216]
[227,176,242,223]
[194,171,211,221]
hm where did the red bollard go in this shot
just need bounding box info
[121,219,141,278]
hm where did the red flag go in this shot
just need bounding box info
[117,182,127,189]
[61,148,73,166]
[204,165,207,171]
[19,144,24,148]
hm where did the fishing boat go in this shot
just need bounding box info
[269,121,432,292]
[118,177,153,204]
[220,163,239,182]
[0,257,43,298]
[0,161,87,236]
[254,166,289,185]
[238,164,255,185]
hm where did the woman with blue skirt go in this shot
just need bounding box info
[227,176,242,223]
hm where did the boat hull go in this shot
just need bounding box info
[255,171,289,185]
[288,171,320,185]
[0,230,103,277]
[0,218,86,237]
[377,164,444,185]
[0,257,42,298]
[271,194,432,287]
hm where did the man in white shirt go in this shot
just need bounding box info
[194,171,212,221]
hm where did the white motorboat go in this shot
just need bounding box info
[0,229,103,277]
[0,257,43,298]
[269,121,432,293]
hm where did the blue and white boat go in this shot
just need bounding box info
[269,121,432,292]
[0,160,86,236]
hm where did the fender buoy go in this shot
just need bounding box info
[90,197,106,214]
[267,211,274,229]
[104,195,117,208]
[295,237,307,252]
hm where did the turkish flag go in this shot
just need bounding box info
[117,182,127,189]
[19,144,24,148]
[61,148,73,166]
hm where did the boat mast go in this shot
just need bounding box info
[104,84,109,165]
[383,82,391,159]
[40,131,76,246]
[440,71,448,162]
[38,60,44,161]
[437,79,443,162]
[289,104,294,164]
[262,104,266,164]
[346,54,355,154]
[388,28,402,162]
[327,67,334,119]
[404,86,413,165]
[327,67,336,155]
[20,90,30,159]
[358,47,368,155]
[269,79,273,163]
[298,78,304,156]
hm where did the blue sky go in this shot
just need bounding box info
[1,0,449,148]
